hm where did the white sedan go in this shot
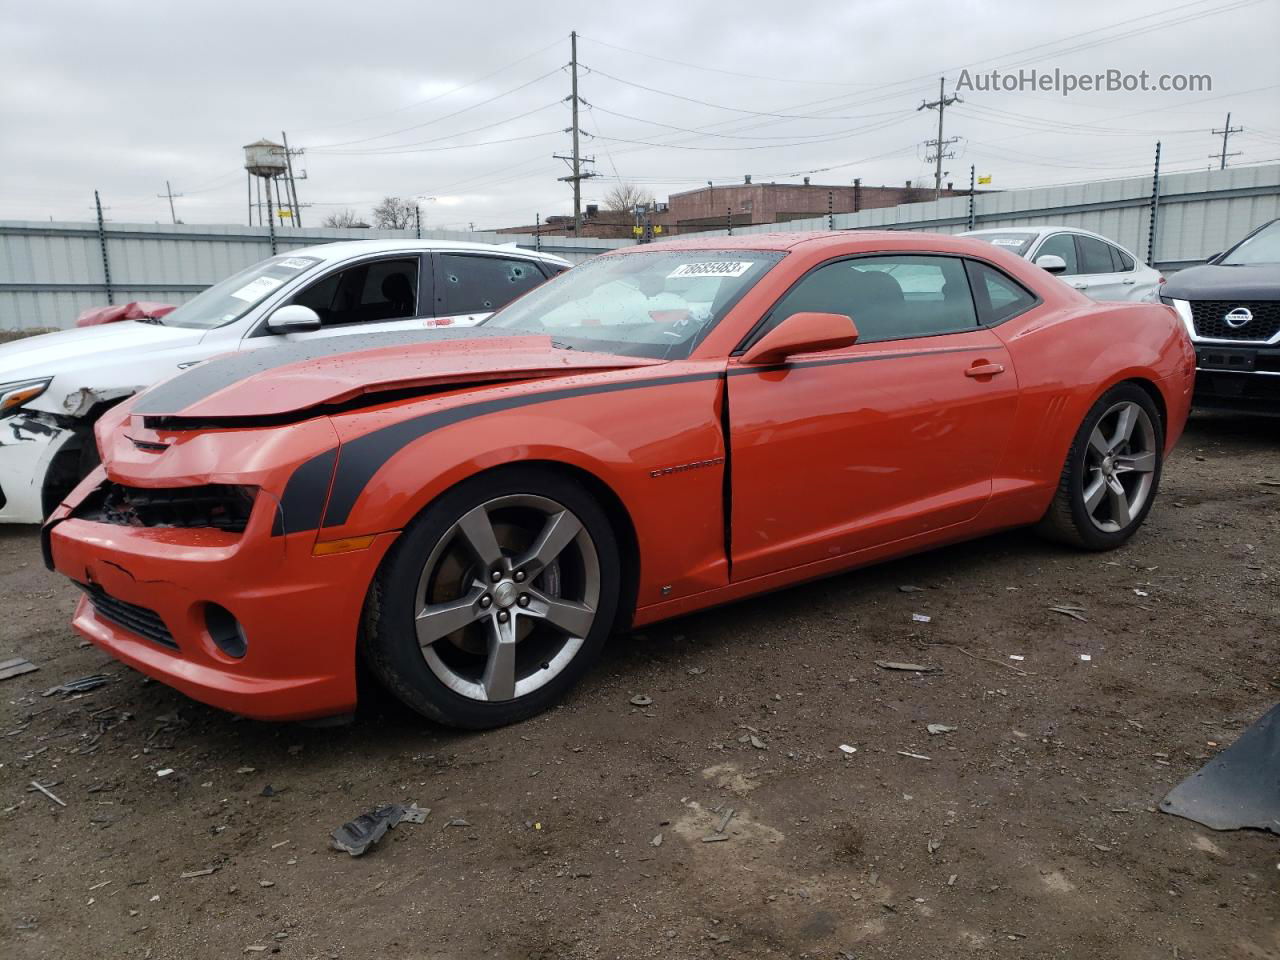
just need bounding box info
[960,226,1162,302]
[0,239,569,523]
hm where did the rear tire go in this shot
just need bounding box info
[1037,383,1164,550]
[361,466,620,729]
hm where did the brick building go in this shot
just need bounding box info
[496,177,976,239]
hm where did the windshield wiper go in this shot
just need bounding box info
[134,316,166,325]
[550,339,575,350]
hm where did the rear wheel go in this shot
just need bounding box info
[362,467,619,729]
[1037,383,1164,550]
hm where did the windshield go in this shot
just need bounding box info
[162,255,322,329]
[480,249,784,359]
[1220,220,1280,265]
[966,232,1036,256]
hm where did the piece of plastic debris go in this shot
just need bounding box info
[898,585,925,593]
[1133,589,1149,597]
[651,833,664,847]
[1160,703,1280,834]
[258,879,275,887]
[29,780,66,806]
[926,724,958,736]
[838,744,857,755]
[236,766,255,774]
[875,661,936,673]
[749,735,766,750]
[0,657,38,681]
[444,817,470,828]
[1008,655,1025,661]
[1049,606,1088,623]
[701,834,729,843]
[1080,655,1092,662]
[911,613,932,623]
[629,695,653,707]
[180,867,217,878]
[156,769,174,778]
[897,751,932,761]
[400,803,430,824]
[260,785,277,797]
[330,804,406,857]
[41,674,112,697]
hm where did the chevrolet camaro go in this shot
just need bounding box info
[43,232,1195,728]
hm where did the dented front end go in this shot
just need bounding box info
[42,404,393,721]
[0,409,80,523]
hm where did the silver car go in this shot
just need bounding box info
[960,226,1162,302]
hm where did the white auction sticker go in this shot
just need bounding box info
[229,275,285,302]
[667,261,754,279]
[276,257,315,270]
[989,238,1025,247]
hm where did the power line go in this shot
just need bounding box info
[312,130,562,157]
[307,101,563,155]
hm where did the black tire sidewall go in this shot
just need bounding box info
[1063,384,1165,550]
[363,467,620,729]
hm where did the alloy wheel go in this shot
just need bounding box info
[1082,400,1157,533]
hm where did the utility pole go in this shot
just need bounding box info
[1148,141,1162,265]
[555,31,596,234]
[919,76,961,200]
[157,180,182,224]
[94,189,114,305]
[967,164,976,230]
[1210,112,1243,170]
[281,131,304,226]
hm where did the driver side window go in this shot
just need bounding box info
[289,256,420,327]
[1036,233,1079,274]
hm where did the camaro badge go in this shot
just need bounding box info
[650,457,725,479]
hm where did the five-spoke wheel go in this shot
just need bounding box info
[1038,383,1164,550]
[363,469,618,728]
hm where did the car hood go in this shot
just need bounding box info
[129,329,664,421]
[0,320,205,384]
[1162,262,1280,301]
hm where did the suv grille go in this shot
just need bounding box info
[74,483,256,533]
[81,583,177,649]
[1190,300,1280,342]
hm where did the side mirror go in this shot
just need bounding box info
[1035,254,1068,275]
[742,311,858,365]
[266,304,321,334]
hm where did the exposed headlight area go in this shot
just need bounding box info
[0,377,52,415]
[72,481,258,533]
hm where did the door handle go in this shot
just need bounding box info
[1122,278,1137,285]
[1071,282,1088,289]
[965,361,1005,378]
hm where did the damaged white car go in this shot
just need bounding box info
[0,239,569,522]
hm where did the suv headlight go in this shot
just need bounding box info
[0,377,52,415]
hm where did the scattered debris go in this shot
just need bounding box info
[911,613,932,623]
[180,867,218,879]
[1161,702,1280,835]
[749,735,766,750]
[875,661,936,673]
[651,832,663,847]
[947,645,1034,677]
[258,879,275,888]
[400,803,430,824]
[898,585,925,593]
[1258,479,1280,487]
[330,804,407,857]
[701,834,729,843]
[41,674,112,697]
[29,780,66,807]
[687,666,705,676]
[236,766,256,774]
[629,695,653,707]
[1049,605,1088,623]
[1009,655,1025,661]
[1080,655,1092,663]
[156,769,174,778]
[897,751,932,761]
[927,838,942,854]
[0,657,38,681]
[1133,589,1149,597]
[716,808,736,834]
[260,785,278,797]
[926,724,957,736]
[838,744,857,755]
[444,818,471,828]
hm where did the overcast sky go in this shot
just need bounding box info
[2,0,1278,230]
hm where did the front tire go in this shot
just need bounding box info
[361,467,620,729]
[1037,383,1164,550]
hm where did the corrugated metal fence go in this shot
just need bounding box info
[659,162,1280,271]
[3,163,1276,331]
[0,222,627,331]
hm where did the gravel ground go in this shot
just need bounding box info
[2,412,1277,960]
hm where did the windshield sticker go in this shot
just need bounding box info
[989,238,1027,246]
[276,257,317,270]
[229,275,285,302]
[667,261,754,279]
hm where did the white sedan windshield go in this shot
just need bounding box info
[162,255,322,329]
[481,249,784,358]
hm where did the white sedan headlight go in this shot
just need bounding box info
[0,377,52,415]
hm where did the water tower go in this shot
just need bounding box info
[243,138,298,227]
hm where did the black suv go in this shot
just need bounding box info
[1161,218,1280,414]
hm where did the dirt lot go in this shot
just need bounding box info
[2,413,1277,960]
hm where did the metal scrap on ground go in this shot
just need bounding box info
[330,804,408,856]
[1049,605,1088,623]
[0,657,38,681]
[875,661,936,673]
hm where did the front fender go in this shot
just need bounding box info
[320,365,730,606]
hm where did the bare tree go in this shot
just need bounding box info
[321,208,363,228]
[371,196,417,230]
[602,182,654,214]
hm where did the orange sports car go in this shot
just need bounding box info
[43,232,1195,728]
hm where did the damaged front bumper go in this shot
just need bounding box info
[0,411,78,523]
